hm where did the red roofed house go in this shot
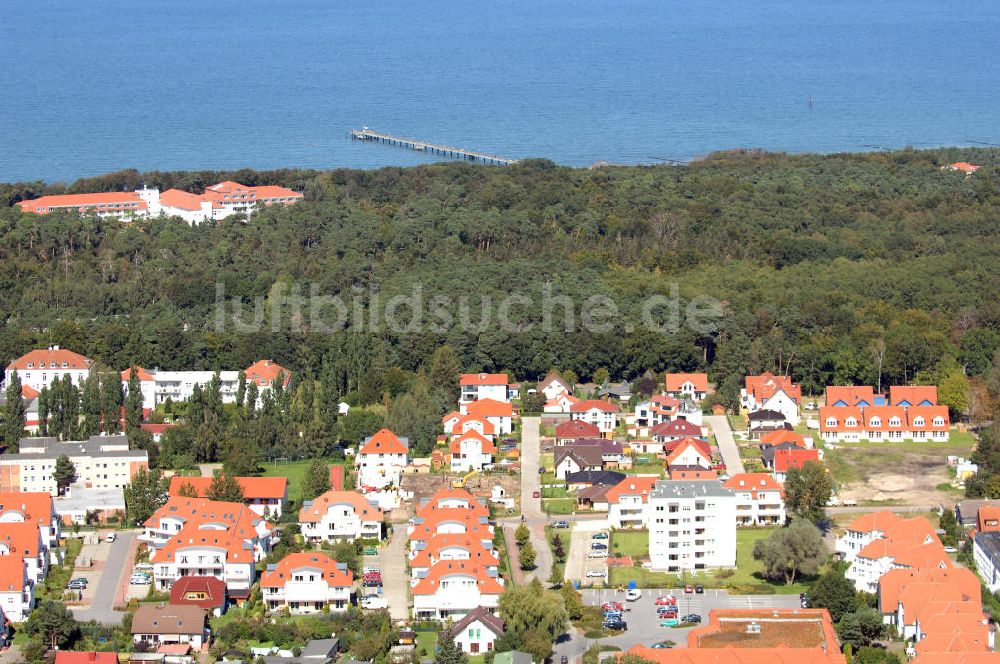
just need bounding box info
[0,492,60,548]
[459,373,509,405]
[167,476,288,517]
[356,428,409,489]
[169,575,228,616]
[6,346,93,392]
[836,512,948,593]
[741,373,802,426]
[121,361,291,411]
[543,392,580,414]
[54,653,119,664]
[443,413,495,440]
[261,552,353,613]
[569,399,620,435]
[408,532,500,579]
[665,438,712,469]
[17,190,149,218]
[142,497,273,595]
[0,554,33,621]
[723,473,786,526]
[650,419,703,443]
[411,559,504,621]
[664,373,709,402]
[773,448,820,483]
[245,360,292,390]
[450,430,496,473]
[944,162,980,175]
[299,490,383,543]
[452,605,505,654]
[978,507,1000,533]
[606,476,659,529]
[555,419,601,444]
[758,429,806,448]
[825,386,878,407]
[0,522,47,582]
[820,403,949,443]
[462,399,514,435]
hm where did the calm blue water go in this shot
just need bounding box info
[2,0,999,182]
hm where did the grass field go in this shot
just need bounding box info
[261,458,345,502]
[610,530,649,558]
[415,631,438,658]
[544,498,577,514]
[629,463,666,477]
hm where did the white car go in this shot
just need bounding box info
[134,562,153,571]
[361,595,389,609]
[363,566,380,574]
[130,573,151,585]
[105,533,117,543]
[586,570,605,578]
[625,589,641,601]
[588,551,608,559]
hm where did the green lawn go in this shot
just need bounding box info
[415,630,438,658]
[822,428,977,487]
[629,463,666,477]
[543,498,577,514]
[543,486,570,498]
[610,530,649,558]
[261,457,345,502]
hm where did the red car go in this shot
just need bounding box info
[655,595,677,606]
[532,490,540,498]
[602,602,624,612]
[684,585,694,594]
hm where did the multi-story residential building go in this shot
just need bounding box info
[411,560,504,621]
[408,532,499,579]
[772,448,820,483]
[1,435,148,495]
[569,400,620,434]
[5,347,93,392]
[820,405,949,443]
[0,492,60,548]
[634,395,680,428]
[408,489,493,552]
[722,474,785,526]
[18,182,302,224]
[298,490,383,543]
[648,480,736,572]
[463,399,514,435]
[605,476,659,529]
[459,374,509,404]
[0,522,47,582]
[889,386,938,407]
[167,476,288,518]
[442,413,495,440]
[356,428,409,490]
[664,373,709,402]
[543,393,580,414]
[260,552,353,613]
[143,497,272,595]
[122,360,291,410]
[836,512,949,593]
[0,555,33,622]
[741,373,801,426]
[665,438,712,469]
[450,430,496,473]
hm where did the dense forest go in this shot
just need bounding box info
[2,147,999,418]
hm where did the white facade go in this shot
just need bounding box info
[299,494,383,543]
[760,390,800,426]
[262,565,351,613]
[0,583,33,623]
[5,347,92,392]
[975,533,1000,593]
[357,451,408,489]
[152,545,257,593]
[411,564,503,620]
[648,480,736,572]
[450,437,493,473]
[460,384,509,405]
[571,407,618,434]
[454,618,502,654]
[1,435,147,496]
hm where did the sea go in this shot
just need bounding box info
[2,0,999,183]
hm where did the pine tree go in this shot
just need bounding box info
[125,367,144,442]
[236,371,247,411]
[80,373,101,437]
[434,624,468,664]
[37,386,49,436]
[301,458,331,501]
[2,373,26,451]
[53,455,77,495]
[177,481,200,497]
[245,381,259,419]
[99,372,123,434]
[205,474,245,503]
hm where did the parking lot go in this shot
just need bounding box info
[580,587,802,651]
[564,519,610,585]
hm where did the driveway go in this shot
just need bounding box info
[564,519,609,586]
[705,415,744,475]
[71,531,138,624]
[363,523,409,622]
[512,416,553,583]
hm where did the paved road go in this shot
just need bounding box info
[511,416,553,583]
[71,531,137,624]
[828,504,937,515]
[365,523,409,622]
[705,415,744,475]
[564,519,609,586]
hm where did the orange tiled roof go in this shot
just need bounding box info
[359,428,408,455]
[8,347,93,371]
[245,360,291,387]
[665,373,709,393]
[17,192,147,214]
[460,373,508,386]
[555,420,601,438]
[745,372,802,402]
[465,399,514,418]
[448,413,496,437]
[409,533,499,569]
[665,438,711,466]
[946,162,980,174]
[910,655,1000,664]
[409,513,492,543]
[160,188,217,211]
[0,522,41,558]
[627,645,846,664]
[121,366,154,382]
[21,385,39,400]
[167,476,288,500]
[723,473,783,496]
[825,386,877,407]
[416,488,489,518]
[411,559,503,596]
[819,406,864,432]
[298,490,383,524]
[570,399,620,414]
[260,551,352,588]
[907,405,950,431]
[604,476,659,504]
[890,385,939,406]
[0,554,26,592]
[0,492,54,526]
[449,429,496,455]
[758,430,805,447]
[879,567,980,613]
[844,509,906,535]
[773,448,819,472]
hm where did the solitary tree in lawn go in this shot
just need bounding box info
[753,518,826,584]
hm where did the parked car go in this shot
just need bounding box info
[105,532,117,543]
[603,619,627,631]
[130,574,150,585]
[363,547,378,555]
[552,520,570,529]
[655,595,677,606]
[586,569,606,578]
[588,551,608,559]
[651,643,673,649]
[682,614,702,624]
[625,589,641,601]
[70,577,89,586]
[683,585,694,594]
[657,606,678,615]
[590,542,607,550]
[694,584,704,594]
[361,595,389,609]
[67,580,87,590]
[363,566,380,574]
[532,490,541,498]
[659,618,680,627]
[602,602,623,612]
[561,656,569,664]
[134,563,153,572]
[592,532,609,540]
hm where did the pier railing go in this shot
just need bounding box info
[350,128,517,166]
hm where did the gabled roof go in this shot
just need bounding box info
[554,445,604,470]
[121,366,155,382]
[449,413,496,436]
[748,409,786,422]
[665,373,709,393]
[410,533,499,569]
[0,491,55,526]
[570,399,620,414]
[665,438,712,467]
[825,386,876,407]
[564,470,626,486]
[452,605,505,636]
[160,188,218,211]
[890,385,938,407]
[0,555,26,592]
[460,373,509,386]
[745,372,802,402]
[878,567,980,614]
[411,560,503,596]
[0,522,41,557]
[55,653,119,664]
[168,476,288,500]
[773,448,819,472]
[449,429,496,454]
[359,428,408,455]
[169,575,227,609]
[664,437,711,458]
[260,552,353,588]
[465,398,514,418]
[299,490,383,523]
[908,405,950,431]
[844,509,907,535]
[819,406,864,431]
[651,419,702,438]
[758,430,805,447]
[131,603,206,635]
[538,372,572,394]
[18,192,147,213]
[723,473,783,496]
[8,347,93,371]
[555,419,601,439]
[417,487,488,517]
[245,360,291,387]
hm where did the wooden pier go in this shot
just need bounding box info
[350,128,517,166]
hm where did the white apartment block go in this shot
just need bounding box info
[0,557,33,622]
[356,429,409,490]
[648,480,736,572]
[298,490,384,543]
[570,401,620,434]
[459,374,509,404]
[261,552,353,613]
[723,474,786,527]
[0,435,148,496]
[5,347,93,392]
